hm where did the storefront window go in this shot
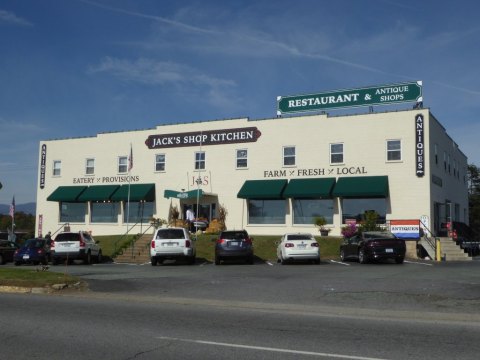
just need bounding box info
[91,202,119,223]
[293,199,334,224]
[124,201,155,223]
[248,199,286,224]
[60,202,86,223]
[341,198,386,224]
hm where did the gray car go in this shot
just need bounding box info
[214,230,254,265]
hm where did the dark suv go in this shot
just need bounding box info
[214,230,254,265]
[0,240,19,265]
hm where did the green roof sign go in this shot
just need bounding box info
[277,81,422,115]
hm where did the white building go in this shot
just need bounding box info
[35,107,468,238]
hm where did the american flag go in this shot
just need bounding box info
[9,196,15,218]
[128,145,133,172]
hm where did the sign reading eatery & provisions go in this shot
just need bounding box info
[277,81,423,115]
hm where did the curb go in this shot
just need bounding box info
[0,282,84,295]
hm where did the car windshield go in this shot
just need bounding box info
[156,229,185,239]
[287,234,314,241]
[24,239,45,248]
[55,233,80,242]
[221,231,247,240]
[363,232,397,240]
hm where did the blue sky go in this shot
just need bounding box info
[1,0,479,205]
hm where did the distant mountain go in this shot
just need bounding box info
[0,202,36,215]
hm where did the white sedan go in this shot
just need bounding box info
[276,233,320,264]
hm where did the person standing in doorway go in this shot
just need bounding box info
[186,207,195,232]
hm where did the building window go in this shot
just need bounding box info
[283,146,296,166]
[444,152,447,172]
[60,202,86,223]
[386,140,401,161]
[330,143,344,164]
[53,160,61,176]
[292,199,334,225]
[434,144,438,165]
[236,149,248,169]
[155,154,165,172]
[85,158,95,175]
[248,199,286,224]
[447,154,451,174]
[118,156,128,173]
[341,198,386,224]
[195,152,205,170]
[124,201,155,223]
[91,202,119,223]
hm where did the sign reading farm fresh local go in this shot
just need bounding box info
[145,127,262,149]
[277,81,423,115]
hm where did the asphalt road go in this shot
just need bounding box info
[1,259,479,359]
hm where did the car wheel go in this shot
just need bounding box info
[340,249,346,261]
[42,257,48,265]
[247,256,254,265]
[395,257,404,264]
[151,257,157,266]
[97,251,103,264]
[215,256,220,265]
[359,249,368,264]
[84,252,92,265]
[280,256,288,265]
[314,257,320,265]
[187,256,196,265]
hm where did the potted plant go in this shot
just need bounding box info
[314,216,331,236]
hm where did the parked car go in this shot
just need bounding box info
[277,233,320,264]
[0,240,19,265]
[150,227,196,265]
[13,238,52,266]
[340,231,406,264]
[214,230,254,265]
[456,236,480,256]
[52,231,102,265]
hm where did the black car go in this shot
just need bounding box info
[340,231,406,264]
[0,240,19,265]
[13,238,52,266]
[214,230,254,265]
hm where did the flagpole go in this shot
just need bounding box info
[10,196,15,242]
[127,144,133,257]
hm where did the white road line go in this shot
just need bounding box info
[266,261,274,266]
[157,336,387,360]
[404,260,433,266]
[330,260,350,266]
[199,261,208,266]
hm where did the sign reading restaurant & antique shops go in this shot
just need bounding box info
[277,81,423,115]
[145,127,261,149]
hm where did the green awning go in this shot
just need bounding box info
[283,178,336,198]
[111,183,156,202]
[47,186,88,202]
[332,176,389,198]
[164,189,203,199]
[237,179,288,199]
[77,185,120,201]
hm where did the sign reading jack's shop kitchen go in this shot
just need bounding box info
[145,127,262,149]
[277,81,423,115]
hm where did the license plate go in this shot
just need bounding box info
[23,255,30,260]
[229,241,239,246]
[297,244,306,249]
[385,248,394,253]
[164,242,178,246]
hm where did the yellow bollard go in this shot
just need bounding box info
[436,238,441,261]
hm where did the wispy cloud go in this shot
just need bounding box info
[0,117,44,134]
[0,9,33,27]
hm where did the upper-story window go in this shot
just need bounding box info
[447,154,451,174]
[434,144,438,165]
[155,154,166,172]
[444,152,447,172]
[386,140,401,161]
[53,160,61,176]
[118,156,128,173]
[236,149,248,169]
[283,146,296,166]
[85,158,95,175]
[330,143,344,164]
[195,151,205,170]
